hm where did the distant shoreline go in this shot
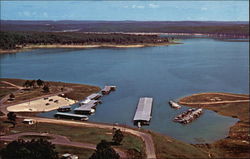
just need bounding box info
[0,42,179,54]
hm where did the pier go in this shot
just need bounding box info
[133,97,153,127]
[86,93,102,100]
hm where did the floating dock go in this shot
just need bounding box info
[101,86,116,95]
[79,99,101,106]
[74,102,97,114]
[57,106,71,112]
[133,97,153,127]
[86,93,102,100]
[173,108,203,124]
[54,112,88,121]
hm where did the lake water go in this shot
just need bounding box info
[0,38,248,143]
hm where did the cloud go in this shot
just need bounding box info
[132,5,145,9]
[201,7,208,11]
[149,3,159,9]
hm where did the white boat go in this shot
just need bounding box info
[169,100,181,109]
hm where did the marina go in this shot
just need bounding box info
[3,38,245,143]
[133,97,153,128]
[54,112,89,121]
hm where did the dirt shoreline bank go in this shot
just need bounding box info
[0,42,179,54]
[178,92,250,158]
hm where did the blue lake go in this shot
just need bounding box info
[0,38,248,143]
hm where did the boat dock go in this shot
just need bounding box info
[101,86,116,95]
[79,99,101,106]
[86,93,102,100]
[173,108,203,124]
[57,106,71,112]
[133,97,153,127]
[74,102,97,114]
[54,112,89,121]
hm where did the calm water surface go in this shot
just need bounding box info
[1,38,248,143]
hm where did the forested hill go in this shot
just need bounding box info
[0,31,173,50]
[0,20,249,36]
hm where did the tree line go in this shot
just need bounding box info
[0,128,143,159]
[0,31,172,50]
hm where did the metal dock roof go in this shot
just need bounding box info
[55,112,88,118]
[87,93,102,100]
[58,106,71,109]
[133,97,153,121]
[74,102,96,111]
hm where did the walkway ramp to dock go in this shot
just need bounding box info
[133,97,153,122]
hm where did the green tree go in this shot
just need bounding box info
[36,79,44,87]
[30,80,36,88]
[112,129,124,145]
[0,139,59,159]
[23,80,31,88]
[7,112,16,122]
[43,84,50,93]
[9,93,15,99]
[89,140,120,159]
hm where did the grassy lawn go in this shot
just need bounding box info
[1,121,144,154]
[149,131,208,159]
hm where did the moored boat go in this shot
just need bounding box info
[169,100,181,109]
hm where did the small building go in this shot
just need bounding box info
[61,153,78,159]
[133,97,153,127]
[57,106,71,112]
[101,86,116,95]
[23,119,36,125]
[54,112,88,121]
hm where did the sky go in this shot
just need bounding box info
[0,1,249,21]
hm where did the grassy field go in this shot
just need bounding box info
[148,131,209,159]
[0,120,144,154]
[0,78,100,103]
[178,92,250,158]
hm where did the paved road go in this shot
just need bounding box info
[0,132,127,159]
[1,81,24,89]
[28,117,157,159]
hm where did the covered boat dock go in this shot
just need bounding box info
[74,102,97,114]
[86,93,102,100]
[133,97,153,127]
[54,112,89,121]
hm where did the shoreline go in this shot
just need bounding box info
[0,42,179,54]
[178,92,250,158]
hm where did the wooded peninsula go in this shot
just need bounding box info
[0,31,175,51]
